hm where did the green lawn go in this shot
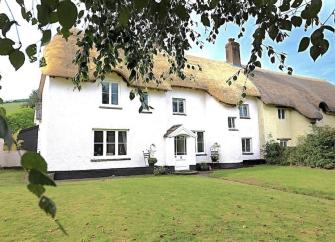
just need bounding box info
[0,167,334,241]
[211,165,335,200]
[0,101,27,115]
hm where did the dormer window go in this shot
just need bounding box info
[239,104,250,118]
[278,108,285,119]
[102,82,119,105]
[172,98,186,115]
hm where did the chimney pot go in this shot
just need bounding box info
[225,38,241,66]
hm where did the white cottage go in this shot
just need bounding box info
[36,35,261,179]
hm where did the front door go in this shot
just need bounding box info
[174,135,189,170]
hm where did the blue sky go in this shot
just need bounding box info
[188,0,335,83]
[0,1,334,100]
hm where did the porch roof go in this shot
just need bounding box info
[163,125,196,138]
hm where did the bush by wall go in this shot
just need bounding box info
[7,108,34,133]
[263,126,335,169]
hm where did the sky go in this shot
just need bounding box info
[0,1,334,101]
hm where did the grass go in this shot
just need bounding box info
[0,167,334,241]
[211,165,335,200]
[0,102,27,115]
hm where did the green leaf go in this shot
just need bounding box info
[21,152,48,173]
[39,196,56,218]
[37,4,50,26]
[310,29,324,46]
[291,16,302,27]
[310,45,321,61]
[9,49,25,71]
[27,184,46,198]
[28,170,56,186]
[279,0,290,12]
[0,115,12,148]
[57,0,78,29]
[298,37,310,52]
[41,29,52,46]
[0,38,14,55]
[0,13,10,29]
[129,90,135,100]
[201,14,210,27]
[175,4,189,21]
[301,0,322,19]
[26,44,37,62]
[118,7,130,27]
[268,25,278,40]
[319,39,329,55]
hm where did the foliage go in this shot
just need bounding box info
[0,101,27,115]
[286,126,335,169]
[147,157,157,166]
[27,89,39,108]
[1,170,335,241]
[153,166,172,176]
[196,162,211,171]
[262,139,286,165]
[0,0,334,94]
[6,107,34,133]
[263,126,335,169]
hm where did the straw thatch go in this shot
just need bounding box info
[41,33,259,105]
[250,68,335,120]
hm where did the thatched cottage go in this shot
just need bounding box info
[35,34,335,179]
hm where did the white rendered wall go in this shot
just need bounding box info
[38,74,260,172]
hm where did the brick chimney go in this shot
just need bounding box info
[225,38,241,66]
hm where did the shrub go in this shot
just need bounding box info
[153,166,172,176]
[286,126,335,169]
[147,157,157,166]
[262,140,285,165]
[7,108,34,133]
[263,126,335,169]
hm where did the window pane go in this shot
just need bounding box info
[240,105,249,117]
[94,131,103,143]
[175,136,187,155]
[94,144,103,156]
[197,142,204,153]
[178,100,184,113]
[242,139,246,152]
[111,83,118,105]
[106,131,115,143]
[246,139,251,152]
[106,144,115,156]
[118,131,127,155]
[173,99,178,112]
[102,83,110,104]
[197,132,204,153]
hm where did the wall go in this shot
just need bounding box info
[38,74,261,172]
[0,139,24,168]
[258,100,335,148]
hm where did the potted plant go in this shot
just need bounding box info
[210,142,221,162]
[148,157,157,167]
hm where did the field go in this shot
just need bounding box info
[0,166,334,241]
[0,101,27,115]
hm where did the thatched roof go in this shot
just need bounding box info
[250,69,335,119]
[41,33,259,105]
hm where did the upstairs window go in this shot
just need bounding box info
[173,98,186,114]
[102,82,119,105]
[195,131,205,153]
[278,108,286,119]
[174,135,187,155]
[228,117,236,129]
[239,104,250,118]
[242,138,252,154]
[94,130,127,156]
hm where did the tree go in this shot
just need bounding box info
[0,0,334,227]
[27,89,39,108]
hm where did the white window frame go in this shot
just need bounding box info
[228,117,237,129]
[241,138,252,154]
[278,108,286,120]
[239,104,250,118]
[93,129,128,157]
[101,82,120,106]
[174,135,187,156]
[194,131,205,154]
[172,98,186,114]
